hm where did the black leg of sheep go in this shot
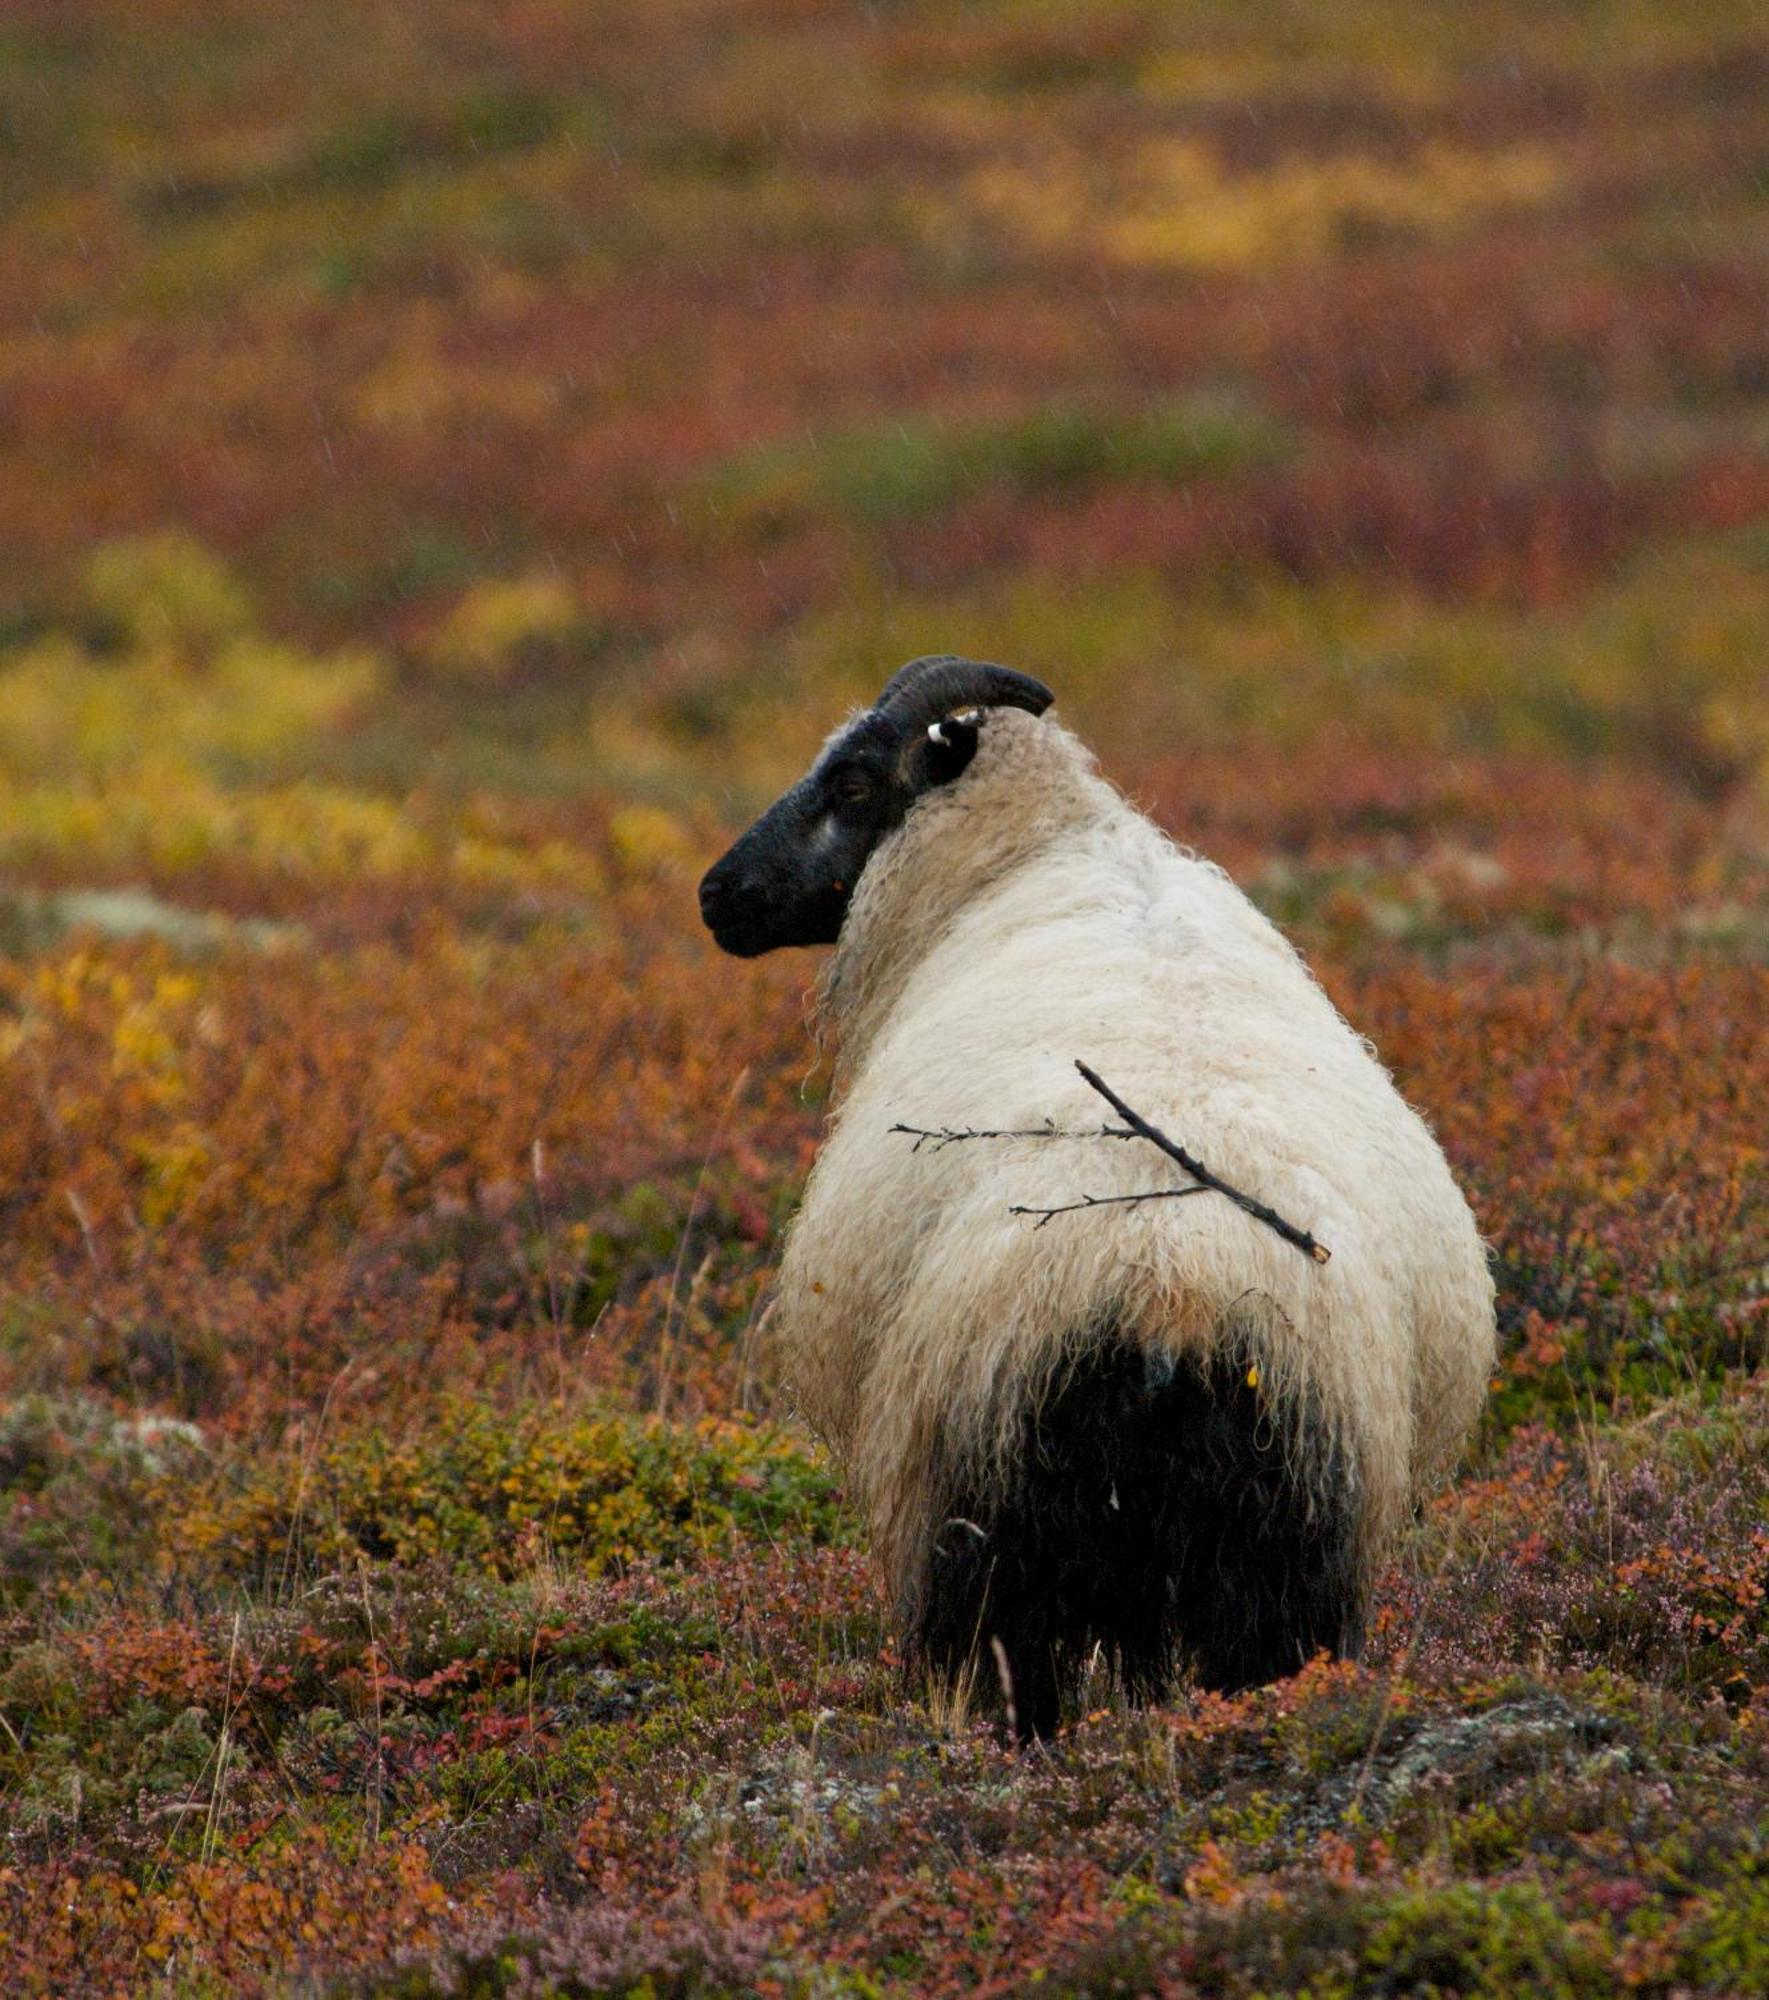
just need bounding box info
[916,1316,1366,1741]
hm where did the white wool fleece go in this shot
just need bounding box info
[770,709,1496,1624]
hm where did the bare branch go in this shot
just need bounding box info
[1073,1061,1331,1265]
[890,1066,1333,1265]
[1008,1187,1210,1230]
[888,1120,1138,1153]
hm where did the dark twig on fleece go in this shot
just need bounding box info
[1008,1187,1211,1229]
[889,1120,1140,1152]
[1073,1061,1331,1265]
[890,1072,1332,1264]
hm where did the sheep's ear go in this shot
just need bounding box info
[917,709,981,789]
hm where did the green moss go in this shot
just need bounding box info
[0,1396,209,1604]
[1677,1855,1769,1992]
[125,1703,219,1796]
[1206,1788,1290,1852]
[135,84,585,219]
[1359,1880,1614,1997]
[177,1402,849,1586]
[1275,1682,1396,1778]
[1152,1876,1620,2000]
[706,391,1293,532]
[1444,1798,1531,1871]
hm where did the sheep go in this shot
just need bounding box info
[699,654,1496,1738]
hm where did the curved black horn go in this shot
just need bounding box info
[872,654,1054,731]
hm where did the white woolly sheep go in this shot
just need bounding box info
[700,656,1496,1738]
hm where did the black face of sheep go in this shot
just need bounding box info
[699,655,1053,958]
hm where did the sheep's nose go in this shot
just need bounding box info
[698,860,742,925]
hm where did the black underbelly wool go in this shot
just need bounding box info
[915,1323,1362,1741]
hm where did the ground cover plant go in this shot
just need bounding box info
[0,0,1765,1992]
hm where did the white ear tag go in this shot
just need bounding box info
[928,707,984,746]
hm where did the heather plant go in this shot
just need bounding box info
[0,0,1765,1991]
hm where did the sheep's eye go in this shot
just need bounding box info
[831,769,874,807]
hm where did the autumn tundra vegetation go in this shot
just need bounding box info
[0,0,1765,1993]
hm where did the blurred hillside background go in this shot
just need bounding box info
[1,3,1766,1993]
